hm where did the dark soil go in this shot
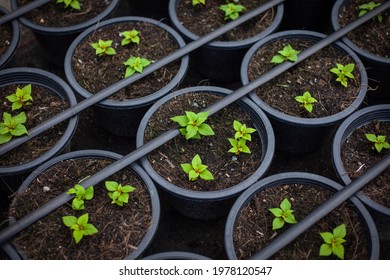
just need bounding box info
[337,0,390,58]
[176,0,276,41]
[16,0,111,27]
[0,21,12,60]
[247,37,361,118]
[340,121,390,208]
[71,21,181,101]
[143,91,262,192]
[233,183,370,260]
[8,157,152,259]
[0,84,68,166]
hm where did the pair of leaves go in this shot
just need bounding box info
[0,112,28,144]
[120,30,140,46]
[220,3,246,21]
[330,63,355,88]
[365,133,390,153]
[62,213,98,244]
[171,111,215,140]
[56,0,80,10]
[123,56,151,78]
[268,198,297,230]
[181,154,214,181]
[233,120,256,141]
[105,181,136,206]
[358,1,383,22]
[91,39,117,57]
[6,84,33,111]
[319,224,347,260]
[295,91,318,113]
[270,44,301,64]
[192,0,205,6]
[67,184,94,210]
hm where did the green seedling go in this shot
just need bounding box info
[181,154,214,181]
[228,138,251,155]
[123,56,151,78]
[358,1,382,22]
[220,2,246,20]
[319,224,346,260]
[0,112,28,144]
[171,111,215,140]
[295,91,318,113]
[192,0,205,5]
[91,39,116,56]
[365,133,390,153]
[105,181,136,206]
[268,198,297,230]
[67,184,94,210]
[233,120,256,141]
[270,44,301,64]
[6,84,33,111]
[62,213,98,244]
[56,0,80,10]
[120,30,140,46]
[329,63,355,88]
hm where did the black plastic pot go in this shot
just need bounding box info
[136,86,275,220]
[1,149,160,260]
[331,0,390,104]
[0,6,20,69]
[224,172,380,259]
[168,0,284,83]
[332,104,390,216]
[10,0,121,66]
[241,30,368,155]
[143,251,211,260]
[0,67,78,194]
[64,16,189,138]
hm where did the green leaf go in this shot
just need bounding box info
[105,181,118,191]
[269,208,283,217]
[13,112,27,124]
[272,217,285,230]
[280,198,291,212]
[73,230,83,244]
[198,123,215,136]
[62,216,77,227]
[171,115,189,127]
[78,213,89,225]
[0,133,12,144]
[83,224,98,236]
[105,48,117,56]
[119,193,129,204]
[185,125,198,139]
[333,224,346,238]
[233,120,242,131]
[12,124,28,136]
[200,169,214,180]
[284,214,297,224]
[195,111,209,125]
[333,244,345,260]
[188,169,199,181]
[270,54,285,64]
[319,243,332,256]
[84,186,94,200]
[72,198,84,210]
[121,185,136,193]
[320,231,334,244]
[181,163,194,174]
[191,154,202,167]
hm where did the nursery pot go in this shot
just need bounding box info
[136,86,275,220]
[2,149,160,259]
[64,16,189,138]
[10,0,121,65]
[332,104,390,216]
[0,6,20,69]
[241,30,368,155]
[0,67,78,194]
[225,172,380,260]
[331,0,390,104]
[168,0,284,83]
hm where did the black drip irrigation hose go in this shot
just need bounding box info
[250,153,390,260]
[0,0,285,156]
[0,0,389,248]
[0,0,52,25]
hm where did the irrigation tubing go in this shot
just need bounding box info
[0,0,285,156]
[0,1,388,246]
[0,0,51,25]
[250,153,390,260]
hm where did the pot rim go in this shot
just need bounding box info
[0,6,20,69]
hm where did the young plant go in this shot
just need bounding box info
[170,111,215,140]
[270,44,301,64]
[365,133,390,153]
[67,184,94,210]
[62,213,98,244]
[123,56,151,78]
[228,138,251,155]
[56,0,80,10]
[105,181,136,206]
[319,224,346,260]
[90,39,116,57]
[0,112,28,144]
[233,120,256,141]
[181,154,214,181]
[268,198,297,230]
[220,2,246,20]
[329,63,355,88]
[358,1,382,22]
[6,84,33,111]
[295,91,318,113]
[192,0,205,6]
[120,30,140,46]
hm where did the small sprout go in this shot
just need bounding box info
[358,1,382,22]
[295,91,318,113]
[56,0,80,10]
[192,0,205,6]
[62,213,98,244]
[105,181,136,206]
[171,111,215,140]
[365,133,390,153]
[123,56,151,78]
[228,138,251,155]
[0,112,28,145]
[120,30,140,46]
[268,198,297,230]
[90,39,116,57]
[67,184,94,210]
[233,120,256,141]
[181,154,214,181]
[270,44,301,64]
[319,224,346,260]
[329,63,355,88]
[6,84,33,111]
[220,2,246,20]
